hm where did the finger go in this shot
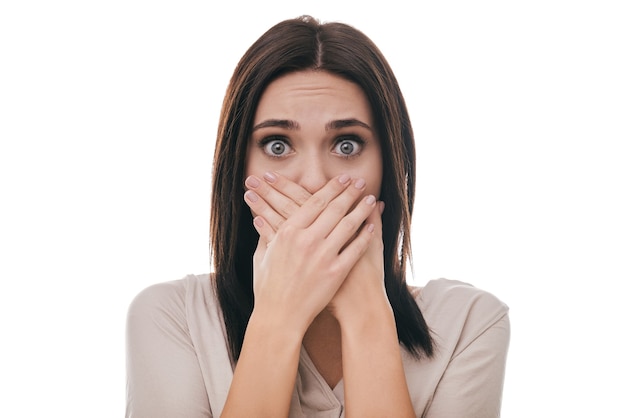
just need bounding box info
[252,225,267,268]
[251,215,276,266]
[364,200,384,252]
[365,200,384,234]
[310,178,369,238]
[252,215,277,244]
[262,171,312,207]
[244,189,287,231]
[331,216,376,273]
[245,175,303,221]
[286,174,352,228]
[325,193,378,252]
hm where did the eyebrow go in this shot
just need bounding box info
[252,118,372,132]
[325,119,372,131]
[252,119,300,131]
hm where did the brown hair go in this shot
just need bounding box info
[211,15,434,362]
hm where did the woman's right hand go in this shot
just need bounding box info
[244,173,377,335]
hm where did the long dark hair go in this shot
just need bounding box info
[211,16,434,362]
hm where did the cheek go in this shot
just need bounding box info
[362,145,383,198]
[244,148,264,178]
[364,182,382,200]
[362,163,383,199]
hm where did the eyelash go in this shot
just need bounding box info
[258,136,292,159]
[257,135,367,159]
[332,135,365,159]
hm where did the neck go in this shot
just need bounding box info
[303,309,343,388]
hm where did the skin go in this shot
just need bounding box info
[245,68,383,203]
[221,71,416,418]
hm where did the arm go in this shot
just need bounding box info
[126,282,211,418]
[220,310,304,418]
[340,301,416,418]
[222,174,376,417]
[248,173,416,417]
[426,314,510,418]
[330,203,416,418]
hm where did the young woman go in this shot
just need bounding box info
[126,16,509,418]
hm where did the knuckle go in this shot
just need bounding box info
[325,201,346,217]
[278,223,297,238]
[281,200,299,217]
[295,233,316,250]
[326,262,344,279]
[354,229,372,249]
[295,190,311,205]
[309,195,326,208]
[339,217,357,232]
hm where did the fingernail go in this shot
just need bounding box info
[367,223,375,233]
[365,195,375,205]
[253,216,264,228]
[379,201,385,214]
[338,174,351,184]
[245,176,260,188]
[244,190,259,202]
[263,172,277,183]
[354,178,366,189]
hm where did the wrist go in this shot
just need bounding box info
[336,296,396,339]
[247,306,308,347]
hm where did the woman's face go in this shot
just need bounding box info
[246,70,383,200]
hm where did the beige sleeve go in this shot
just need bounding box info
[125,281,212,418]
[425,313,510,418]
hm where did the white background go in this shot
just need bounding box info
[1,1,625,416]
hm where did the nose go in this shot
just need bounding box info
[294,157,330,194]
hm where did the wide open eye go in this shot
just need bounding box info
[261,138,292,157]
[333,137,364,157]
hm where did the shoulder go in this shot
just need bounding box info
[127,274,214,326]
[126,275,217,416]
[407,280,510,416]
[415,279,509,354]
[417,278,508,317]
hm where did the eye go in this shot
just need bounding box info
[333,137,363,157]
[260,137,292,157]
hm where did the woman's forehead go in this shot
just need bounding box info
[254,70,374,126]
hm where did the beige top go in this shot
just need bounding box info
[126,275,509,417]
